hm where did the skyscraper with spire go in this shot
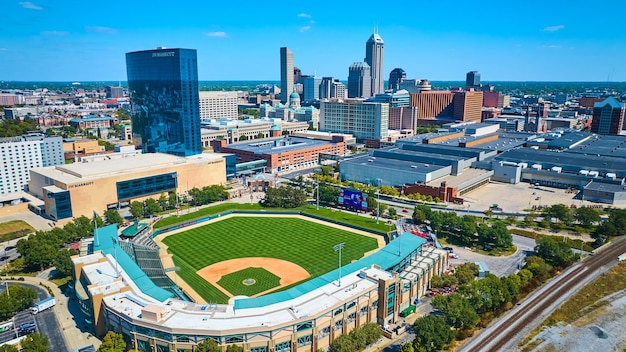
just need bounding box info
[365,30,384,96]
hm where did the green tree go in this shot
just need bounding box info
[534,236,576,267]
[144,198,162,216]
[330,333,355,352]
[524,212,537,227]
[400,342,415,352]
[20,333,49,352]
[412,315,454,352]
[262,186,307,208]
[432,293,479,330]
[225,345,244,352]
[195,339,221,352]
[523,256,552,277]
[54,249,77,277]
[546,204,573,225]
[0,345,18,352]
[517,269,533,286]
[104,209,124,226]
[574,207,600,228]
[238,135,248,141]
[115,108,131,120]
[388,207,397,219]
[129,201,144,219]
[158,192,169,210]
[97,331,126,352]
[455,262,479,285]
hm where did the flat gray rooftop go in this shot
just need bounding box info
[225,136,337,154]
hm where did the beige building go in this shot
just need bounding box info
[28,152,225,220]
[199,91,239,120]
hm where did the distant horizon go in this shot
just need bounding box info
[2,80,626,84]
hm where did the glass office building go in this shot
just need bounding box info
[126,48,202,156]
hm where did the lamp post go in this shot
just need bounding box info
[333,243,345,287]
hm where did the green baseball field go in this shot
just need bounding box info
[161,216,380,304]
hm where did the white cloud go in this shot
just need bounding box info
[19,2,42,10]
[543,25,565,32]
[297,13,311,18]
[41,30,69,36]
[0,48,8,51]
[300,26,311,32]
[541,44,561,49]
[85,26,118,34]
[204,31,227,37]
[309,20,315,24]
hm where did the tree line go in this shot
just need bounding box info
[410,255,559,351]
[128,185,229,219]
[413,205,513,252]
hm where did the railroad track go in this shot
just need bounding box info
[459,236,626,352]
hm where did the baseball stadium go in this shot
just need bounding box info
[71,210,448,352]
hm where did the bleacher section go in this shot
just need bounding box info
[119,240,189,301]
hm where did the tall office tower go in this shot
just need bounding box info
[320,77,347,100]
[466,71,481,89]
[0,132,63,195]
[199,91,239,120]
[106,86,124,99]
[347,62,372,98]
[590,97,626,135]
[280,47,294,104]
[388,68,406,91]
[365,32,384,96]
[453,90,484,122]
[302,75,322,101]
[126,47,202,156]
[293,66,302,85]
[320,99,389,140]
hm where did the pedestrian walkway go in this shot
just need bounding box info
[6,276,101,351]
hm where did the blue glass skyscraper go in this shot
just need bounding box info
[126,47,202,156]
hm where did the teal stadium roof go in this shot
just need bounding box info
[93,224,174,302]
[233,233,425,310]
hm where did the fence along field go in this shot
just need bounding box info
[162,216,380,303]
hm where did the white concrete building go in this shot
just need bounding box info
[0,132,63,195]
[199,91,239,120]
[320,99,389,140]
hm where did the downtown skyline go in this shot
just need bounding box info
[1,0,626,82]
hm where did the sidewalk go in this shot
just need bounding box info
[8,276,101,351]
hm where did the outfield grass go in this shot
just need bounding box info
[153,203,394,233]
[163,216,379,303]
[217,267,281,297]
[0,220,35,242]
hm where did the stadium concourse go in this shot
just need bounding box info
[71,222,447,352]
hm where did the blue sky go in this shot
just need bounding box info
[1,0,625,82]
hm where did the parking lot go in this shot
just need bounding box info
[0,283,67,352]
[462,182,590,213]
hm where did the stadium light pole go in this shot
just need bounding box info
[334,243,345,287]
[316,180,320,210]
[376,178,382,224]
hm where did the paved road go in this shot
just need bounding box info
[0,282,68,352]
[459,236,626,352]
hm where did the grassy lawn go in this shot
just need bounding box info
[217,267,281,297]
[163,217,379,303]
[153,202,394,233]
[0,220,35,242]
